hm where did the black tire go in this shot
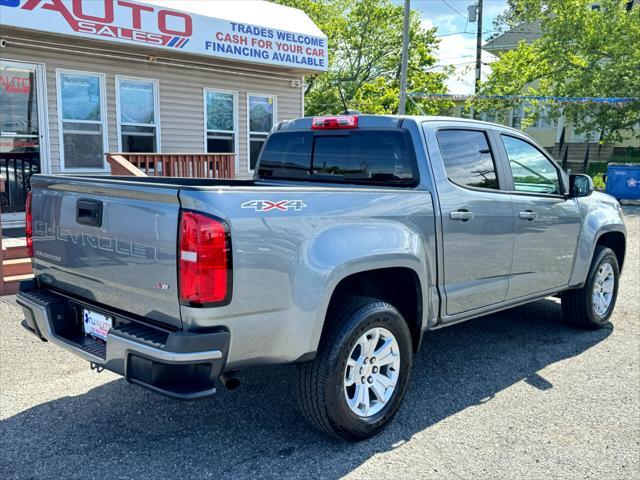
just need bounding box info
[562,246,620,329]
[296,296,413,441]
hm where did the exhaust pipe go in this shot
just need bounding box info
[220,372,241,391]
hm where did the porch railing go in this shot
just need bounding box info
[106,153,235,179]
[1,152,40,213]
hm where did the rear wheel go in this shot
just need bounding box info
[296,297,413,441]
[562,246,619,329]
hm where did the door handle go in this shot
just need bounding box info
[450,210,474,222]
[519,210,538,221]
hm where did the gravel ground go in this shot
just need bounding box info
[1,206,638,480]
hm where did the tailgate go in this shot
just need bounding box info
[30,176,182,328]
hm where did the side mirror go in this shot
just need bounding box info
[569,173,594,198]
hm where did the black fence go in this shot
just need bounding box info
[1,152,40,214]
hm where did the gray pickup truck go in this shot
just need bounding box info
[18,115,626,440]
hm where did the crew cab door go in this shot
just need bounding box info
[427,127,515,316]
[495,134,581,299]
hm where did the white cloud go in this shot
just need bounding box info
[421,17,434,30]
[437,35,476,94]
[437,34,477,66]
[433,34,498,94]
[421,13,458,34]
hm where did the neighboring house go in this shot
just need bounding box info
[453,17,639,172]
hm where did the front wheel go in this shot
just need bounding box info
[296,297,413,441]
[562,246,620,329]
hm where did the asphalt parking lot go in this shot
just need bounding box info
[1,206,638,479]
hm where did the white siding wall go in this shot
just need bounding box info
[1,36,304,178]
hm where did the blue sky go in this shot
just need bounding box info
[394,0,509,94]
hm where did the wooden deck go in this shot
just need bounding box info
[107,153,235,178]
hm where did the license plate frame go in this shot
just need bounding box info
[82,308,113,343]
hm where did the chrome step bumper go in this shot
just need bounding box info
[17,282,229,399]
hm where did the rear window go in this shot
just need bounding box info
[257,131,313,179]
[257,130,418,186]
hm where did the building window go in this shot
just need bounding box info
[116,77,159,152]
[57,71,107,170]
[511,105,525,130]
[536,107,557,129]
[511,104,557,130]
[205,89,237,156]
[248,94,276,171]
[480,110,498,123]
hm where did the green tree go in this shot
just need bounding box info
[272,0,453,115]
[475,0,640,143]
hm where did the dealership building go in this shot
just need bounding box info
[0,0,327,226]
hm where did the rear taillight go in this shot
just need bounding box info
[25,191,33,257]
[178,211,231,306]
[311,115,358,130]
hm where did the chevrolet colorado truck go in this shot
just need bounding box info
[17,115,626,440]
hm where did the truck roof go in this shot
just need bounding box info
[275,114,523,134]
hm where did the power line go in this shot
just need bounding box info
[426,61,479,70]
[438,0,467,19]
[436,30,501,37]
[438,55,474,61]
[437,31,473,37]
[409,93,640,105]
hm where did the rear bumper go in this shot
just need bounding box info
[17,281,229,399]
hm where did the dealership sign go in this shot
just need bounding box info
[0,0,328,71]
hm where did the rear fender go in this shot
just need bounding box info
[302,221,434,354]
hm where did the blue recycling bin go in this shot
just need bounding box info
[605,163,640,200]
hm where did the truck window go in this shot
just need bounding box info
[436,129,499,190]
[312,130,416,184]
[257,131,313,179]
[501,135,561,195]
[258,130,418,186]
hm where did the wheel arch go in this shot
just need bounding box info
[595,230,626,272]
[317,266,425,353]
[569,220,626,288]
[299,218,437,360]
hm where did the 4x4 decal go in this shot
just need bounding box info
[241,200,307,212]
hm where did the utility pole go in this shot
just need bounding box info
[474,0,483,94]
[398,0,410,115]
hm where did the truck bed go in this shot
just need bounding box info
[29,173,436,367]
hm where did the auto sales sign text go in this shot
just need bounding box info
[0,0,328,71]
